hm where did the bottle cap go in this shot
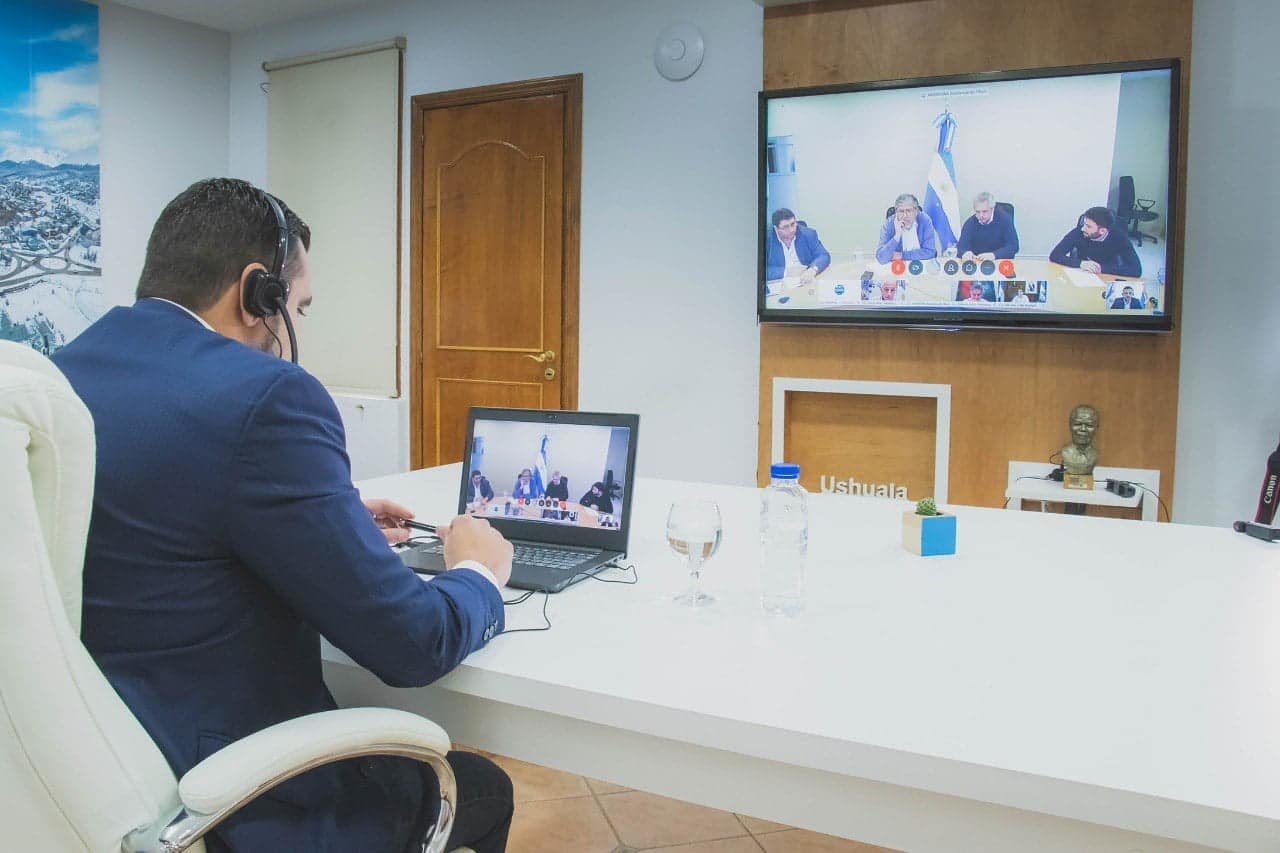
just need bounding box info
[770,462,800,480]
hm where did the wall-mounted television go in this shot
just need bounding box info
[758,60,1180,333]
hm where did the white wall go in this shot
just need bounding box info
[1174,0,1280,525]
[1108,70,1172,240]
[227,0,763,485]
[100,3,229,308]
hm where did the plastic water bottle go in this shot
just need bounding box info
[761,462,807,616]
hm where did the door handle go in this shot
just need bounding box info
[523,350,555,364]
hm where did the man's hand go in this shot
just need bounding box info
[799,266,817,284]
[978,252,996,262]
[961,251,976,261]
[364,497,415,545]
[1080,260,1102,274]
[438,515,514,588]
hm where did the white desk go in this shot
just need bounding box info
[324,464,1280,852]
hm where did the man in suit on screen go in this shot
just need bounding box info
[765,207,831,283]
[52,178,515,853]
[1109,285,1145,309]
[876,193,939,263]
[467,469,496,504]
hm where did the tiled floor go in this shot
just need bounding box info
[469,748,901,853]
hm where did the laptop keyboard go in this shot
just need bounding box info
[411,541,601,572]
[513,544,600,570]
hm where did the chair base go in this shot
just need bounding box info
[1128,227,1159,246]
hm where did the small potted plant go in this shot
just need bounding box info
[902,497,956,556]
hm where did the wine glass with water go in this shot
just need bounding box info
[666,499,723,607]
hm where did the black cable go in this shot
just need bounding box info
[393,536,439,555]
[495,560,637,638]
[1132,483,1171,522]
[277,297,298,364]
[263,315,284,359]
[589,560,638,585]
[495,591,552,636]
[503,589,536,606]
[1003,474,1056,509]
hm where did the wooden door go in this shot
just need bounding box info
[410,75,581,467]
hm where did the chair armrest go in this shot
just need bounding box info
[179,707,451,814]
[1136,198,1157,210]
[124,708,456,853]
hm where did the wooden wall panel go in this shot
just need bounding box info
[785,391,936,500]
[759,0,1191,512]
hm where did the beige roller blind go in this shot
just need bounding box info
[266,42,402,396]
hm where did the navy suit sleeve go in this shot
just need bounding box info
[227,369,504,688]
[764,233,784,281]
[800,228,830,272]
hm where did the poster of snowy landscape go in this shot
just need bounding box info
[0,0,101,355]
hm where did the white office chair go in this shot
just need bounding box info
[0,340,466,852]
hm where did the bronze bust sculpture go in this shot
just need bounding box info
[1062,404,1099,481]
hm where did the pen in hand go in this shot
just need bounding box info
[398,518,437,535]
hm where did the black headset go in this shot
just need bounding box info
[242,193,299,363]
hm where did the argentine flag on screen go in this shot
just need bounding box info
[532,435,550,495]
[922,111,961,252]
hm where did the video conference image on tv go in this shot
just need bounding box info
[761,67,1174,328]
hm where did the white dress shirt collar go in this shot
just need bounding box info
[147,297,215,332]
[781,237,800,269]
[900,221,921,253]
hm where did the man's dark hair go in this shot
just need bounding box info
[136,178,311,312]
[771,208,796,228]
[1083,206,1115,230]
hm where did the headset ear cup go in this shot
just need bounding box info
[267,278,290,312]
[244,270,287,317]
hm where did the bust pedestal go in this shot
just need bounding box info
[1063,472,1094,491]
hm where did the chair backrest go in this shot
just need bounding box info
[1116,176,1136,215]
[0,341,193,852]
[994,201,1015,222]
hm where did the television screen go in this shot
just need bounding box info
[759,60,1179,332]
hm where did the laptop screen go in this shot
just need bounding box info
[463,415,635,537]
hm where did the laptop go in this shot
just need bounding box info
[400,407,640,593]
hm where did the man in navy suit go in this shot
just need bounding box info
[53,179,514,853]
[1109,285,1145,309]
[466,469,495,504]
[764,207,831,283]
